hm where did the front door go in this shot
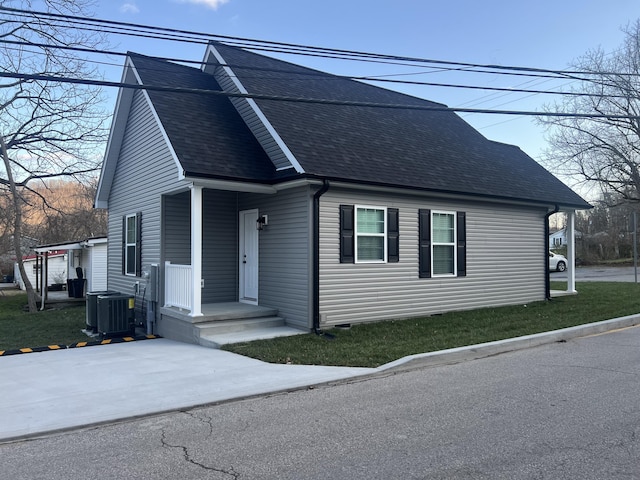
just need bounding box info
[239,209,259,304]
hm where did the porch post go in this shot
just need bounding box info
[190,185,203,317]
[566,211,577,293]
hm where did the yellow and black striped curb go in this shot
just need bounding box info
[0,334,161,357]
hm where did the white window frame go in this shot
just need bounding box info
[124,213,137,276]
[431,210,457,276]
[355,205,387,263]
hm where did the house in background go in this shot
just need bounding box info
[16,250,67,291]
[96,42,590,347]
[15,237,108,296]
[550,227,582,248]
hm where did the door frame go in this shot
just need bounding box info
[239,209,259,305]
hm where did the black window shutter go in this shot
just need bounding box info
[339,205,354,263]
[135,212,142,277]
[418,209,431,278]
[121,216,126,275]
[387,208,399,263]
[457,211,466,277]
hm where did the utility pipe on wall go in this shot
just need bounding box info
[312,180,330,333]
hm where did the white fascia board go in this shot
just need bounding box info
[83,237,108,247]
[34,243,83,252]
[204,44,305,175]
[186,176,277,194]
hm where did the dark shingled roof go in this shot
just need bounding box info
[129,45,590,209]
[129,53,278,182]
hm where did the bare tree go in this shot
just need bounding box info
[539,21,640,205]
[0,1,108,311]
[25,179,107,243]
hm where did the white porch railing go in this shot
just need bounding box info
[164,261,192,311]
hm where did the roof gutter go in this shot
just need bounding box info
[312,180,330,333]
[545,205,560,300]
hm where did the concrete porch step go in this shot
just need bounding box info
[197,303,278,322]
[194,316,286,336]
[199,326,307,349]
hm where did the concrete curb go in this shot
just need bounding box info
[375,313,640,373]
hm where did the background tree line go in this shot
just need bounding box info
[0,179,106,278]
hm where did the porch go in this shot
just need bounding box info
[159,301,306,349]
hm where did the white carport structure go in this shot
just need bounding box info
[29,237,108,309]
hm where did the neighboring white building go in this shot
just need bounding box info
[15,250,67,290]
[15,237,108,294]
[550,227,582,248]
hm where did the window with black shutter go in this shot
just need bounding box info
[339,205,400,263]
[419,209,466,278]
[123,212,142,276]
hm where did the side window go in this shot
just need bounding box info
[122,212,142,276]
[340,205,399,264]
[432,212,456,275]
[419,209,466,278]
[356,206,386,263]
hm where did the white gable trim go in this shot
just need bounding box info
[203,44,305,175]
[95,56,185,208]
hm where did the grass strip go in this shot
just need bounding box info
[223,282,640,368]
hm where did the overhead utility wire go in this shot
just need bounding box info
[0,38,631,103]
[0,14,573,80]
[0,70,636,120]
[1,5,637,80]
[0,38,626,101]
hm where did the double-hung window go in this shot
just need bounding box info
[355,206,387,262]
[123,213,141,276]
[419,209,466,278]
[432,212,456,275]
[339,205,399,264]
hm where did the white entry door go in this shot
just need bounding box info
[239,209,259,304]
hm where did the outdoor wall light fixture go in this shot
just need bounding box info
[256,215,268,230]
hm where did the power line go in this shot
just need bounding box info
[1,5,638,80]
[0,70,637,120]
[0,38,630,103]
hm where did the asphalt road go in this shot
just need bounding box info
[551,264,640,282]
[2,324,639,479]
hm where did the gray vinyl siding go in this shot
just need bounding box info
[163,192,190,265]
[319,188,547,327]
[214,70,294,171]
[107,89,184,296]
[163,190,238,303]
[239,186,312,329]
[202,190,238,303]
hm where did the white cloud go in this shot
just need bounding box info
[177,0,230,10]
[120,3,140,14]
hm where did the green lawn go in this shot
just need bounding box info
[0,293,88,351]
[2,282,639,364]
[223,282,640,368]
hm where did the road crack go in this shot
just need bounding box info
[160,413,239,479]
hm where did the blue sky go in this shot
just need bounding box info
[94,0,640,164]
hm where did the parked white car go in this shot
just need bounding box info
[549,251,567,272]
